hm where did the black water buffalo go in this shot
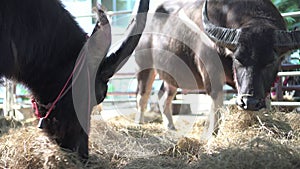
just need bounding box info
[135,0,300,134]
[0,0,149,158]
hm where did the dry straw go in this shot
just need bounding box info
[0,106,299,169]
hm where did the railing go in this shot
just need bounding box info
[75,10,300,19]
[273,64,300,101]
[282,11,300,18]
[75,10,132,19]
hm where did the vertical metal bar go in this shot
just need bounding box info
[276,77,283,101]
[112,0,117,24]
[112,0,117,11]
[127,0,132,10]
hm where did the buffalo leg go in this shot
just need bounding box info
[135,69,156,124]
[203,88,223,139]
[159,82,176,130]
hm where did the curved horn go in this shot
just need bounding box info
[91,4,110,35]
[274,29,300,51]
[94,0,149,103]
[202,0,241,48]
[97,0,149,81]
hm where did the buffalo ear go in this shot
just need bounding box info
[72,5,112,108]
[274,30,300,53]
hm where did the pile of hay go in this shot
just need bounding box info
[0,119,97,168]
[186,107,300,168]
[0,107,299,168]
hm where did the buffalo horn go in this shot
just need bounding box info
[202,0,241,49]
[97,0,149,81]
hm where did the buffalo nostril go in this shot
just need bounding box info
[236,96,266,111]
[242,97,249,110]
[236,97,246,108]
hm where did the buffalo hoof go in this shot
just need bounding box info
[134,119,144,124]
[168,124,176,131]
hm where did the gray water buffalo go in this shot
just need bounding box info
[0,0,149,158]
[135,0,300,134]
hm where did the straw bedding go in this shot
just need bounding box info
[0,106,299,169]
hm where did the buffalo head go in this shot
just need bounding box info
[202,0,300,110]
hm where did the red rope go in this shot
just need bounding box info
[31,98,41,118]
[33,51,86,119]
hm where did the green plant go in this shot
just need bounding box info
[272,0,300,29]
